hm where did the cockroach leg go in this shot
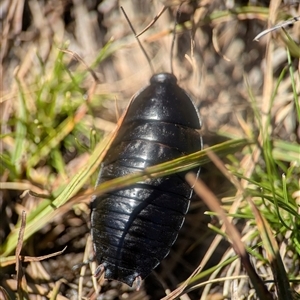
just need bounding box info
[94,264,105,278]
[133,275,142,291]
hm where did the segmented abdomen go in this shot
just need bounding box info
[91,73,202,287]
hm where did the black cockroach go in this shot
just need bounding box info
[90,6,202,289]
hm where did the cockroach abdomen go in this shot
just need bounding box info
[91,72,202,287]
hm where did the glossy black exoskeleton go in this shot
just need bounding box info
[90,72,202,288]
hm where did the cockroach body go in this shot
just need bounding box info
[91,72,202,288]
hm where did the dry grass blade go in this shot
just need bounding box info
[254,16,300,41]
[161,264,203,300]
[212,26,231,62]
[3,280,69,300]
[15,211,29,300]
[206,149,241,190]
[23,247,67,262]
[77,235,100,298]
[1,247,67,267]
[58,48,100,83]
[185,173,273,300]
[0,286,11,300]
[0,182,51,199]
[185,275,250,295]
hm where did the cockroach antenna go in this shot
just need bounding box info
[135,6,168,38]
[120,6,155,75]
[170,4,183,75]
[121,5,184,76]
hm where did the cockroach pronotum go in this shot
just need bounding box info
[90,6,202,290]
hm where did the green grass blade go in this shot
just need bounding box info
[0,133,113,256]
[11,78,28,176]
